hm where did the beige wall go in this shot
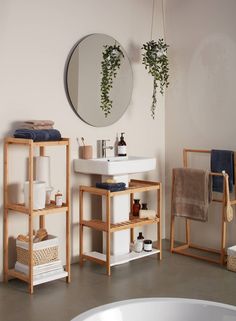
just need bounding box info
[165,0,236,247]
[0,0,165,280]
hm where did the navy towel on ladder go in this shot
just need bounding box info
[210,149,235,193]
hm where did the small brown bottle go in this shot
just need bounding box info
[133,199,141,216]
[118,132,127,156]
[55,190,63,207]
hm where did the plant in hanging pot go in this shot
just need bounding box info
[100,44,124,117]
[142,39,169,119]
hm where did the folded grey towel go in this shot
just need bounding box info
[24,120,54,126]
[172,168,212,222]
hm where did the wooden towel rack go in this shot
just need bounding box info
[170,148,236,265]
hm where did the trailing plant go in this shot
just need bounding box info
[142,39,169,119]
[100,44,124,117]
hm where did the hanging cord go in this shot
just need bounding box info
[150,0,155,41]
[161,0,167,42]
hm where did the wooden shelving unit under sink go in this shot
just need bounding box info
[79,179,162,275]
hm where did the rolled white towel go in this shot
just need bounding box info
[139,209,156,219]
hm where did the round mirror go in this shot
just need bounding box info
[65,34,133,127]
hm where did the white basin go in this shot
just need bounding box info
[73,156,156,176]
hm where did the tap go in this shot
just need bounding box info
[100,139,113,158]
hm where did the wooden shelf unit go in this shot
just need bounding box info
[3,137,71,294]
[79,179,162,276]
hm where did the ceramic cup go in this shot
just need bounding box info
[80,145,93,159]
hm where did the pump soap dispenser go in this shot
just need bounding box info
[118,132,127,156]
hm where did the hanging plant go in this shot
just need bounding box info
[100,44,124,117]
[142,39,170,119]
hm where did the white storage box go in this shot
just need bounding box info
[227,245,236,272]
[16,235,59,266]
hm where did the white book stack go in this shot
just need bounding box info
[15,260,68,286]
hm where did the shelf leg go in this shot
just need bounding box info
[170,171,175,253]
[3,208,8,283]
[220,179,227,265]
[157,183,162,260]
[39,216,45,229]
[106,192,111,276]
[3,140,9,282]
[186,219,190,246]
[28,213,34,294]
[130,229,134,244]
[130,193,134,243]
[39,146,46,229]
[79,189,84,267]
[66,141,71,282]
[28,142,34,294]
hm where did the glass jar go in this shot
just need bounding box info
[144,239,152,252]
[141,203,148,210]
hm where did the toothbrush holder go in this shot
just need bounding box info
[79,145,93,159]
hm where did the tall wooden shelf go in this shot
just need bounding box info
[3,137,71,294]
[79,179,162,276]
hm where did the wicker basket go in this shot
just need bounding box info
[227,245,236,272]
[16,235,59,266]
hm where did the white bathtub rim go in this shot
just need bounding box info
[71,297,236,321]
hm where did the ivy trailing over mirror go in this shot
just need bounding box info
[142,39,169,119]
[100,44,124,117]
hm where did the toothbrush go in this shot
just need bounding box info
[81,137,85,146]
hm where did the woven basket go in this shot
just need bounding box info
[227,245,236,272]
[17,246,58,266]
[16,235,59,266]
[227,256,236,272]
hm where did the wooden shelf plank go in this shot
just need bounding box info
[111,216,159,231]
[81,216,159,232]
[80,180,161,197]
[7,202,68,216]
[81,219,107,231]
[8,269,29,283]
[5,137,69,146]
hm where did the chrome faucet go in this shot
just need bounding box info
[99,139,113,158]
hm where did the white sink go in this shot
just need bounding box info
[73,156,156,176]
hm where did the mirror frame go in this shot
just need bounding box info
[64,34,133,127]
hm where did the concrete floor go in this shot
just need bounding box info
[1,241,236,321]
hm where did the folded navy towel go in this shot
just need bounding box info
[211,149,234,192]
[14,129,61,142]
[96,182,126,192]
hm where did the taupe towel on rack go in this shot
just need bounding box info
[172,168,212,222]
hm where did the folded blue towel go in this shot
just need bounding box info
[96,182,126,192]
[211,149,234,192]
[14,129,62,142]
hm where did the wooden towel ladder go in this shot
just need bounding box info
[170,148,236,265]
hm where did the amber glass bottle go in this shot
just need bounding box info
[133,199,141,216]
[118,132,127,156]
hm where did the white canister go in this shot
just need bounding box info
[24,181,46,210]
